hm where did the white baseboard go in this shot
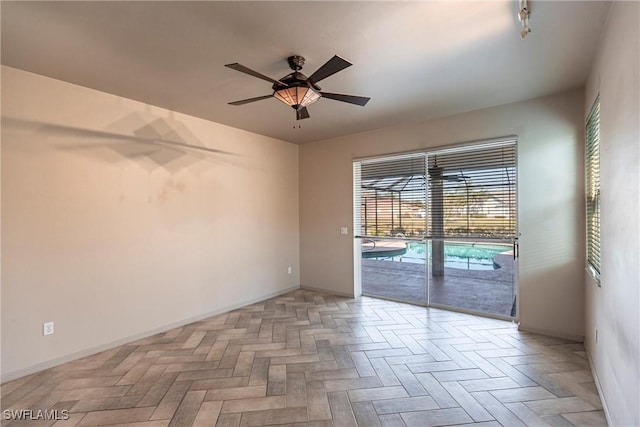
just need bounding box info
[299,285,355,299]
[585,344,613,426]
[1,285,300,384]
[517,325,584,343]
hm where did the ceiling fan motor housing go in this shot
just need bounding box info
[273,73,316,91]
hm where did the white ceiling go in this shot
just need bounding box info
[1,1,610,144]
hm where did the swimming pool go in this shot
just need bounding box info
[367,241,510,270]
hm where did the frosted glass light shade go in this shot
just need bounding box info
[274,86,320,108]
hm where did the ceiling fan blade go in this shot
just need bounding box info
[307,55,352,84]
[296,107,310,120]
[320,92,371,106]
[225,63,286,87]
[228,95,274,106]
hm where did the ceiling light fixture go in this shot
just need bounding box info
[273,85,320,109]
[272,56,321,110]
[518,0,531,39]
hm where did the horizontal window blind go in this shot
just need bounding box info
[586,99,601,277]
[427,141,517,240]
[354,139,517,241]
[354,153,426,238]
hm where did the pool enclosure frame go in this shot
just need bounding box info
[353,136,519,321]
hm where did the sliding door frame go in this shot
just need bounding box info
[354,136,520,322]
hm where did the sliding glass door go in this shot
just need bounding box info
[354,139,518,319]
[426,142,517,317]
[355,154,427,304]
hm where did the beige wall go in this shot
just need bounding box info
[584,2,640,426]
[300,89,586,340]
[1,66,300,380]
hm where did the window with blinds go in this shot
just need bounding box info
[586,99,601,281]
[354,139,517,241]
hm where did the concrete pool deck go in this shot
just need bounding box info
[362,251,516,317]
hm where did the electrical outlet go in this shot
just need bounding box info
[287,266,292,274]
[43,322,54,336]
[340,227,348,235]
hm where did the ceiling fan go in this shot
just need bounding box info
[225,55,371,120]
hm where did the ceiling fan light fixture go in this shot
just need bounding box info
[273,85,320,109]
[226,54,369,120]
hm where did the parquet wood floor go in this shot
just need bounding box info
[1,290,606,426]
